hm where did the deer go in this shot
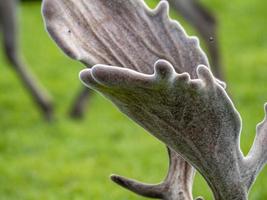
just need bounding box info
[0,0,53,120]
[68,0,223,118]
[42,0,267,199]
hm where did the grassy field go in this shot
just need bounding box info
[0,0,267,199]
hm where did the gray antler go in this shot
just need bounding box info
[242,104,267,189]
[42,0,209,77]
[111,148,201,200]
[80,59,267,200]
[42,0,206,199]
[41,0,267,199]
[68,0,223,119]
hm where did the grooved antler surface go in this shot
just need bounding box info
[42,0,267,199]
[42,0,208,199]
[80,59,267,199]
[80,60,248,199]
[42,0,208,77]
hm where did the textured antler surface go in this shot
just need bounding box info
[42,0,209,199]
[42,0,208,77]
[80,59,267,199]
[42,0,267,199]
[80,60,247,199]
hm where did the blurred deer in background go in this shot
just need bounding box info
[0,0,53,120]
[69,0,223,118]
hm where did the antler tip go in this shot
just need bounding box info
[79,68,92,85]
[110,174,121,183]
[110,174,131,187]
[197,65,214,86]
[156,0,169,14]
[154,59,175,79]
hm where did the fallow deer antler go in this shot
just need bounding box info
[111,148,203,200]
[42,1,211,199]
[41,1,267,200]
[80,59,267,200]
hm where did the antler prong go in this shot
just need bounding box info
[111,148,196,200]
[242,103,267,189]
[110,174,164,199]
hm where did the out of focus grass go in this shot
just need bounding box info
[0,0,267,199]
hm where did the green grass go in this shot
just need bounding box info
[0,0,267,199]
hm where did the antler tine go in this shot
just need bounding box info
[111,147,197,200]
[242,103,267,189]
[110,174,164,199]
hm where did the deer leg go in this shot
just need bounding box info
[69,86,93,119]
[0,0,53,120]
[168,0,223,80]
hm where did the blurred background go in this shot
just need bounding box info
[0,0,267,199]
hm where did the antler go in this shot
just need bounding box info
[42,0,209,199]
[111,147,202,200]
[79,60,246,200]
[42,0,267,199]
[79,60,267,199]
[242,104,267,189]
[42,0,209,76]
